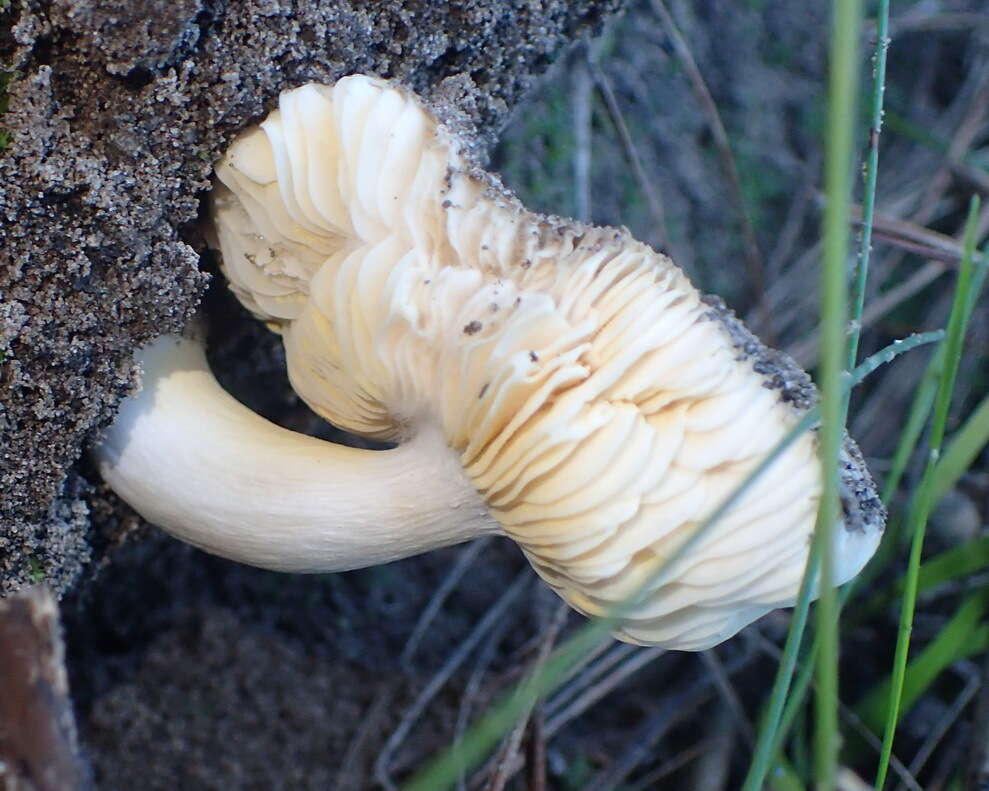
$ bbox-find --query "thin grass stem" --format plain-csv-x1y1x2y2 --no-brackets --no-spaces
873,196,983,790
739,331,941,791
740,547,821,791
845,0,890,375
744,2,891,776
815,0,863,785
878,246,989,508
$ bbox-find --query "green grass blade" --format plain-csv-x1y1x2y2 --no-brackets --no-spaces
879,248,989,508
773,528,989,777
879,375,938,505
867,238,988,579
771,758,809,791
858,590,989,734
741,545,821,791
815,0,862,785
751,226,982,789
860,535,989,622
915,536,989,592
855,263,989,619
873,196,983,790
930,391,989,504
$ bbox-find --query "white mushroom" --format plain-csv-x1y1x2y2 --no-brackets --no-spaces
96,75,885,650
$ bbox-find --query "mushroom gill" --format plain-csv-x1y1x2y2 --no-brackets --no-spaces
204,75,886,649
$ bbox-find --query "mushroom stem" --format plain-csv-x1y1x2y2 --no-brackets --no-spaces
95,333,499,572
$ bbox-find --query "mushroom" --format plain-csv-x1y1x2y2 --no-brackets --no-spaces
96,75,885,650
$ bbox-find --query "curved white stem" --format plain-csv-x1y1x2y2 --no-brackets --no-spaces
95,334,499,572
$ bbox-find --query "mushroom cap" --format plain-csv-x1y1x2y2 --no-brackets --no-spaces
210,75,885,649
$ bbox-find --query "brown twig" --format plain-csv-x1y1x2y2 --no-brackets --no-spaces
483,600,569,791
374,570,532,791
786,201,973,367
855,207,968,262
335,538,492,791
899,660,979,791
791,260,946,368
545,647,665,737
0,587,91,791
966,651,989,791
578,652,752,791
691,707,735,791
401,538,494,668
588,57,670,251
525,712,548,791
455,613,516,791
544,642,638,720
622,740,712,791
701,649,756,749
870,232,963,263
761,153,822,291
469,637,661,790
913,60,989,224
649,0,766,316
888,11,989,37
572,45,594,225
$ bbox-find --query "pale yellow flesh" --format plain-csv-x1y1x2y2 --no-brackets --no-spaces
205,76,882,649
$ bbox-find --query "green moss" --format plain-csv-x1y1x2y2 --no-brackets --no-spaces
494,80,577,218
28,556,45,584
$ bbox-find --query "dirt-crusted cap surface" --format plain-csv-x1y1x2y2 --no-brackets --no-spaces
700,294,886,537
0,0,622,596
